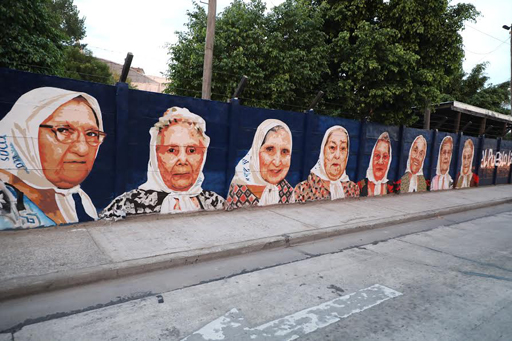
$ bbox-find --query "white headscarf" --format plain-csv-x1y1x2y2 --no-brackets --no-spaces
0,87,102,222
366,132,392,196
434,136,453,190
405,135,427,193
310,126,350,200
231,119,292,206
139,107,210,214
459,139,475,188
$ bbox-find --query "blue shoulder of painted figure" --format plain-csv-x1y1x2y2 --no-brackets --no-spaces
0,181,56,230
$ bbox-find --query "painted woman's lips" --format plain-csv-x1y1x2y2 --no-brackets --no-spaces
64,161,86,163
269,169,283,175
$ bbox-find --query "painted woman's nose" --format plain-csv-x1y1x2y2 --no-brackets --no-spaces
69,133,90,156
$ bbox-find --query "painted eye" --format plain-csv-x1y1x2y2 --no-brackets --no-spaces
266,146,274,152
187,147,196,154
56,127,72,135
86,131,99,138
168,147,176,153
281,149,290,155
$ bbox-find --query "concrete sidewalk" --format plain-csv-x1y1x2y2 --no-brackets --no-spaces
1,185,512,300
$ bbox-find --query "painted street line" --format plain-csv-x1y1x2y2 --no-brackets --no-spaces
182,284,403,341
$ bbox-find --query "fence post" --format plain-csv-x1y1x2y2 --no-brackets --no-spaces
493,137,502,185
225,98,241,195
301,110,315,181
397,125,407,182
429,129,438,182
475,135,485,182
114,82,130,197
355,119,367,181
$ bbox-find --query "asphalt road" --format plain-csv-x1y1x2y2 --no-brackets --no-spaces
1,203,512,340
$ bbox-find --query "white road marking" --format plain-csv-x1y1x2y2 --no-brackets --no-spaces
183,284,402,341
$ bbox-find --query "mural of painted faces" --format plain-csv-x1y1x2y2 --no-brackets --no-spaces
100,107,224,220
39,98,103,189
400,135,427,193
156,121,206,191
259,126,292,185
359,132,392,196
324,128,349,181
0,88,104,229
295,126,359,202
431,136,454,191
456,139,477,188
226,119,295,210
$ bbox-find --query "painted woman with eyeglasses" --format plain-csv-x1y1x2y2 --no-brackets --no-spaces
0,87,106,229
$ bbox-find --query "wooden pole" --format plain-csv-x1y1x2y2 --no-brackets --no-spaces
202,0,217,100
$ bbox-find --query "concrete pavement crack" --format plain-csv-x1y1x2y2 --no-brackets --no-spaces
397,240,512,274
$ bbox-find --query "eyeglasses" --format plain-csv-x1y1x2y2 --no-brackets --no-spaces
39,124,107,146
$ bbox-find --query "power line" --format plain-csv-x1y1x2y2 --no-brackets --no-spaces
466,24,509,43
465,36,510,56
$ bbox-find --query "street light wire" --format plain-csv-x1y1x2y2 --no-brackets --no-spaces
466,24,509,43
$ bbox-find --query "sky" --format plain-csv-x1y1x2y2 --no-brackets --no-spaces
75,0,511,86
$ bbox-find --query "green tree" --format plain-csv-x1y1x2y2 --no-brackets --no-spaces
318,0,478,125
62,46,115,84
49,0,87,46
167,0,478,125
442,63,511,115
1,0,115,86
0,0,66,74
166,0,329,111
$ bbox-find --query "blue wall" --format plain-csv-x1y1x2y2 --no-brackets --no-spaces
1,68,511,221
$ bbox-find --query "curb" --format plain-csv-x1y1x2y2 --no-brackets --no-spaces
1,196,511,301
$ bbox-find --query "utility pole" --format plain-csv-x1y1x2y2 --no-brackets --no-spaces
202,0,217,100
504,24,512,115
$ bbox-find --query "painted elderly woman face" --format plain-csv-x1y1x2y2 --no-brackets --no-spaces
157,122,206,191
410,138,426,175
39,98,103,189
259,127,292,185
439,140,453,175
372,140,391,181
323,129,348,181
462,142,474,175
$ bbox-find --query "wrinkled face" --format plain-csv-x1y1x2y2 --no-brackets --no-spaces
462,144,473,175
323,129,349,181
156,123,206,191
372,140,391,181
39,98,100,189
259,129,292,185
410,138,426,175
439,140,453,175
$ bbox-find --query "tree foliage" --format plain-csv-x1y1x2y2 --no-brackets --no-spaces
166,0,478,125
166,0,329,111
442,63,511,115
49,0,87,46
0,0,66,74
0,0,115,85
62,47,115,84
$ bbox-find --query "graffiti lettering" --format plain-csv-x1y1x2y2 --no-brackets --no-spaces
0,135,9,161
481,149,512,170
10,144,27,171
480,149,495,169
